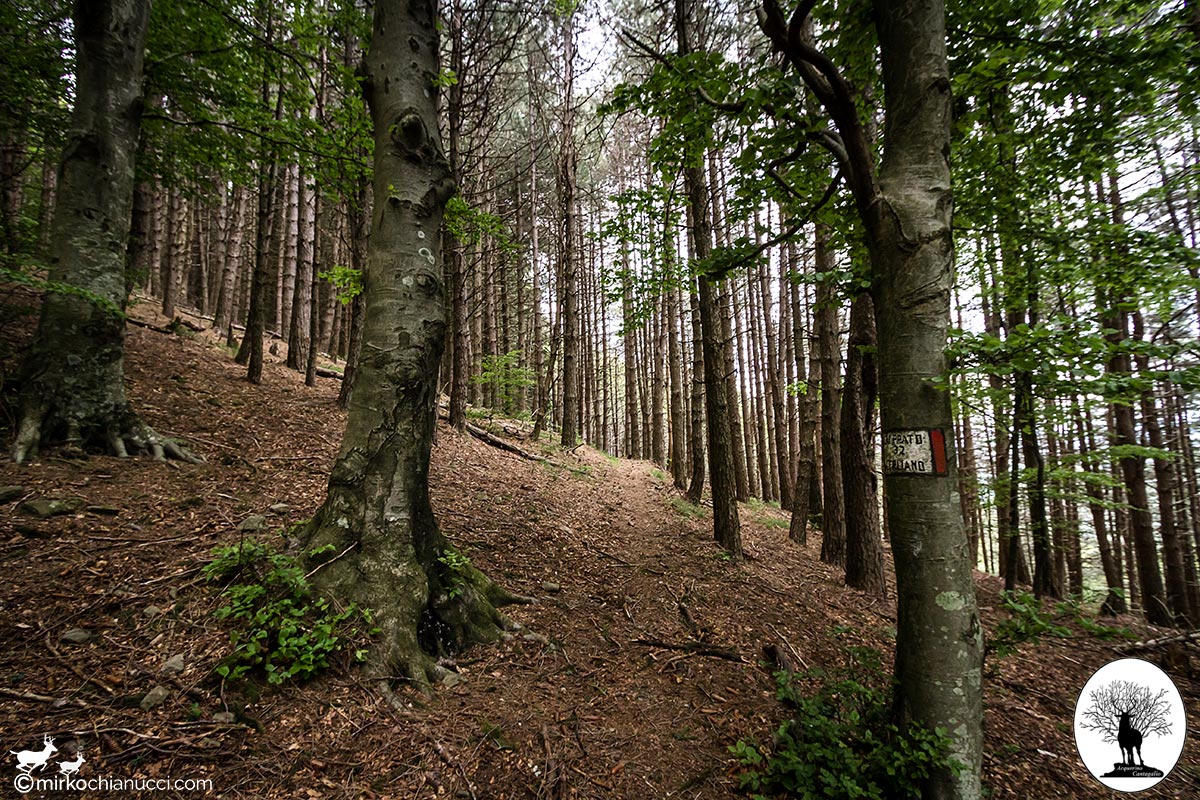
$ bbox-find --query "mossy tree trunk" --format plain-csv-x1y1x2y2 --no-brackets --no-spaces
11,0,195,465
300,0,525,689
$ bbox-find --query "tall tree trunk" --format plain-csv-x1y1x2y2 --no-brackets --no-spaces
1132,311,1190,625
678,0,739,554
235,4,282,384
287,172,313,371
12,0,193,464
842,292,884,594
558,12,579,448
1100,177,1170,626
668,281,688,489
300,0,526,689
760,2,984,793
761,248,792,508
815,225,846,567
685,277,706,504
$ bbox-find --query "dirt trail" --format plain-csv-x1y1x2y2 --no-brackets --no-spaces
0,304,1196,798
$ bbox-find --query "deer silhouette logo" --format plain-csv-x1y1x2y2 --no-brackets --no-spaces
1117,711,1144,767
1075,658,1187,791
9,735,57,774
56,749,85,776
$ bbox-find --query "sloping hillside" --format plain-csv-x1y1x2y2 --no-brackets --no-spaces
1,302,1196,798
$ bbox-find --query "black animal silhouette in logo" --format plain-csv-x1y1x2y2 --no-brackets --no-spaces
1081,678,1175,779
1116,711,1143,767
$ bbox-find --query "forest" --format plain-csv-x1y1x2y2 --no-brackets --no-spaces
1,0,1198,797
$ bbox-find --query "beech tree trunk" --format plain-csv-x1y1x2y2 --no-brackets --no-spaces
12,0,195,465
300,0,524,688
761,1,984,795
870,7,983,795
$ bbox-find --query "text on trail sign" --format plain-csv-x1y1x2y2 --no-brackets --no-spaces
882,429,949,476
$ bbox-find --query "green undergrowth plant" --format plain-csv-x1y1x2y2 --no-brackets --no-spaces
437,547,472,599
731,644,960,800
986,591,1137,667
203,537,376,685
669,497,707,519
987,590,1072,659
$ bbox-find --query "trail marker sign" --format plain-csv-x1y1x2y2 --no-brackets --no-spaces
882,429,948,476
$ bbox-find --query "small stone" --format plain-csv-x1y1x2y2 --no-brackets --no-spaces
237,515,267,532
521,632,549,645
540,582,562,594
60,628,94,645
213,711,236,724
18,497,84,519
143,605,164,620
162,654,185,674
0,486,24,503
140,685,171,711
268,503,291,514
441,672,465,688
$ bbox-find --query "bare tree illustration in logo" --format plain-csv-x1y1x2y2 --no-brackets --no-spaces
1080,679,1173,778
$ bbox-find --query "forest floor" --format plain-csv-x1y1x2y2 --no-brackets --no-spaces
1,294,1198,799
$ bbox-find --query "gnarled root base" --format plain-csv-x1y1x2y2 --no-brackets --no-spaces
11,397,202,464
302,516,534,695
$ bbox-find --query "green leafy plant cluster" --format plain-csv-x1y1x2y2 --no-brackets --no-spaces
988,590,1071,659
317,265,362,304
731,646,960,800
437,547,472,599
203,538,374,684
471,349,534,415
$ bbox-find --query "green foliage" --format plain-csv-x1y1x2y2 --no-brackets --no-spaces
203,538,373,685
732,646,960,800
987,590,1071,659
445,195,517,254
1053,593,1136,641
471,350,534,415
318,265,362,304
437,547,472,599
1,260,126,318
668,497,707,519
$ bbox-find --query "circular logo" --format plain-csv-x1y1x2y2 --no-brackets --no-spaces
1074,658,1186,792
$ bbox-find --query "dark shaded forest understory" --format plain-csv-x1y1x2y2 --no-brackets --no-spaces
1,295,1196,798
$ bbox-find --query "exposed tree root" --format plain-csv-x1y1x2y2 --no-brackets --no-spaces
11,399,202,465
301,511,534,696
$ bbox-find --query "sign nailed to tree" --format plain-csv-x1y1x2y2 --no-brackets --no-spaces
882,429,948,476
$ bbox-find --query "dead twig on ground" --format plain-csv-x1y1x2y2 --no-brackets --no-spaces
632,638,746,663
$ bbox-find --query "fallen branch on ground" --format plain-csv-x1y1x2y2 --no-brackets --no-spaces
1117,629,1200,652
632,638,745,663
464,423,589,476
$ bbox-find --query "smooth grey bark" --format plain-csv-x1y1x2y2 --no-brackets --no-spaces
758,0,983,796
11,0,196,465
869,6,982,798
300,0,525,689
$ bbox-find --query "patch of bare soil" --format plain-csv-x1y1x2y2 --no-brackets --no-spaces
1,297,1197,798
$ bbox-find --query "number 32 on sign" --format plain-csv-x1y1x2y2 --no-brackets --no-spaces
882,429,949,476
